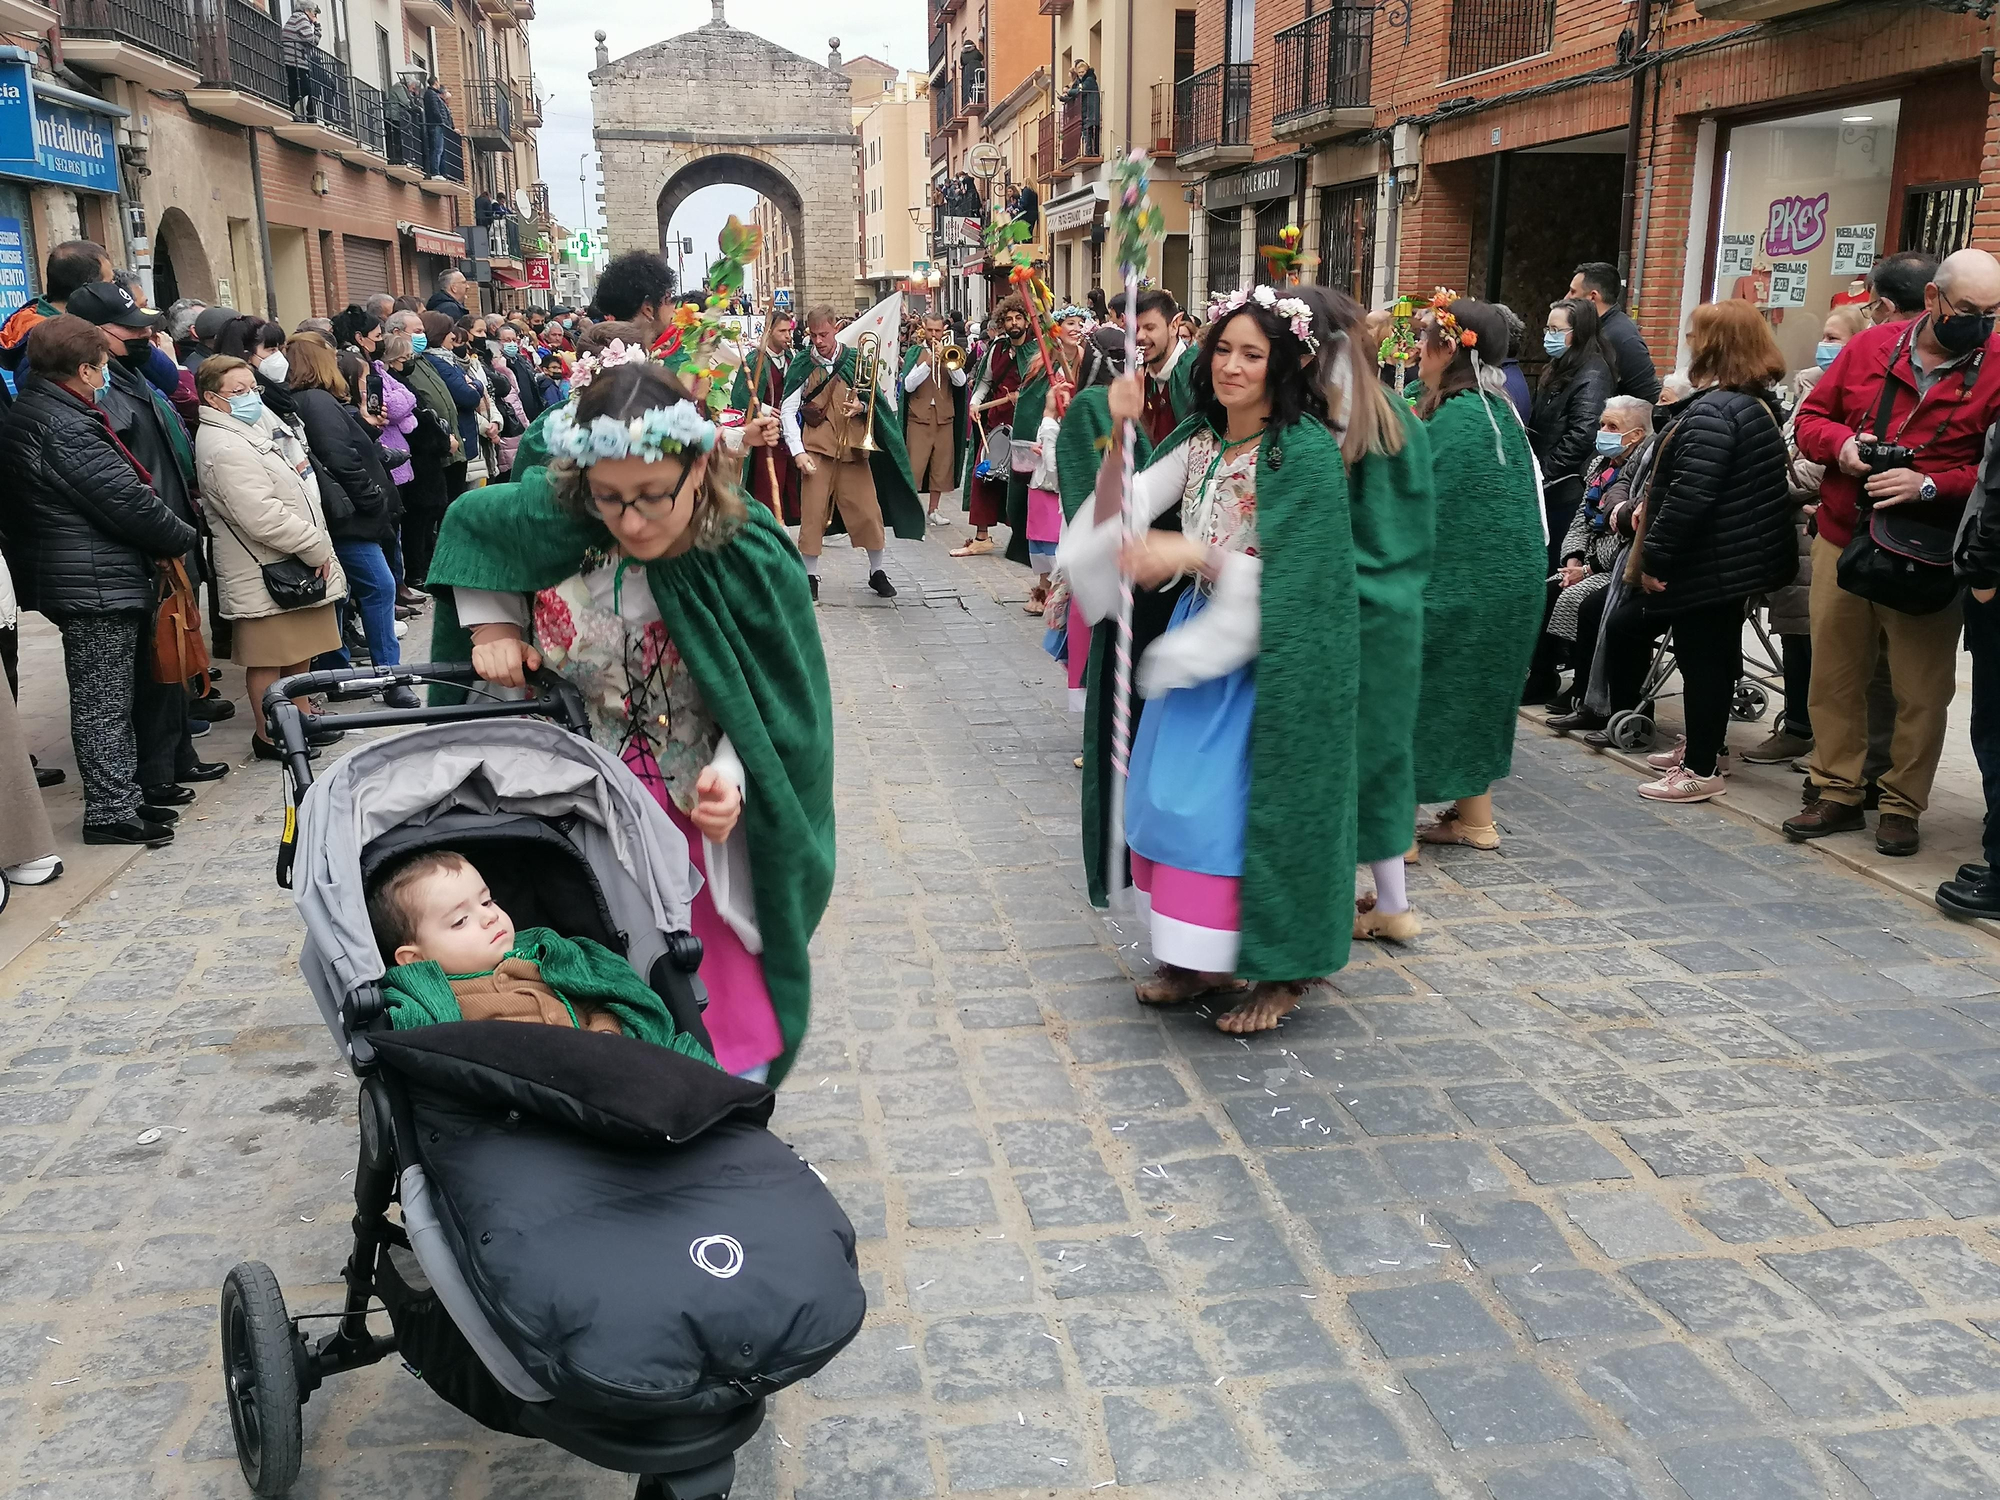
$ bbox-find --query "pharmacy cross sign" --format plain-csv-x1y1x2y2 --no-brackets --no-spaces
565,229,598,261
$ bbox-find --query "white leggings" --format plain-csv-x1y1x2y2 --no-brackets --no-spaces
1367,857,1408,914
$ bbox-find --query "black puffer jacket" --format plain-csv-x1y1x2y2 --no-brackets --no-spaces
1639,386,1796,616
1954,421,2000,590
1529,355,1614,491
292,385,394,542
0,375,197,617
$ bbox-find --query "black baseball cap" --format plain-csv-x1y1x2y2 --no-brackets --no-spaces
67,280,164,330
193,305,240,344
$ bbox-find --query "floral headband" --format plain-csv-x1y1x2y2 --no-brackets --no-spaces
543,400,717,467
566,338,650,392
1053,305,1092,324
1424,288,1477,348
1205,284,1316,349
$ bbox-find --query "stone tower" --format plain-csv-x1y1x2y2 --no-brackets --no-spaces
591,17,859,312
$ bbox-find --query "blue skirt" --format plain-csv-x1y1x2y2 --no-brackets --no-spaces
1125,589,1255,879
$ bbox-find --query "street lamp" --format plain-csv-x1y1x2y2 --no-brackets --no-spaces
579,151,593,232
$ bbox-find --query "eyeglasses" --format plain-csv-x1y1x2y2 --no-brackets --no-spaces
591,458,694,521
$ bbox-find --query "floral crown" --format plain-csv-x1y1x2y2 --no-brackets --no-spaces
1424,288,1477,348
1205,284,1316,348
543,399,717,467
566,338,650,392
1052,304,1092,324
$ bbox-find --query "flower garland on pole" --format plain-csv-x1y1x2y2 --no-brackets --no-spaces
1105,147,1165,907
986,209,1074,416
650,214,763,415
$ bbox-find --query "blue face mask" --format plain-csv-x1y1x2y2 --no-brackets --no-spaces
93,362,111,395
502,341,519,358
1815,340,1842,370
1594,428,1625,456
227,392,265,425
411,332,429,354
1543,329,1570,358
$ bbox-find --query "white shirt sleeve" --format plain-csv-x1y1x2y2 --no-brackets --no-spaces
1056,440,1191,626
699,734,761,952
949,364,968,388
453,587,529,629
779,381,806,457
903,361,931,394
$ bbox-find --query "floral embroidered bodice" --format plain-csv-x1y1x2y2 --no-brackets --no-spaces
528,552,718,813
1180,428,1261,559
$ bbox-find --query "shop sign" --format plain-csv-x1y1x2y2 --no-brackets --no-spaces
1045,188,1105,234
523,255,551,290
1205,157,1299,210
0,216,26,306
1768,261,1810,309
1830,223,1878,276
938,215,983,248
405,224,466,258
0,62,119,194
1718,233,1757,281
1764,193,1828,257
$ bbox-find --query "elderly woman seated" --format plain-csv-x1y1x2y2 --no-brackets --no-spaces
1537,393,1654,727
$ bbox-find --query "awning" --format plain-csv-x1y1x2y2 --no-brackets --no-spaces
489,267,527,288
398,223,465,258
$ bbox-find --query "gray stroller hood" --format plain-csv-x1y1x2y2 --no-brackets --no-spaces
292,717,699,1060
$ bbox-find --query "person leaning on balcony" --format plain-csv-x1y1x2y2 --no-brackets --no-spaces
423,79,454,179
1066,61,1101,158
282,0,324,119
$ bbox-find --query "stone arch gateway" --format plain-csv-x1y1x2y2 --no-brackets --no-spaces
591,13,859,311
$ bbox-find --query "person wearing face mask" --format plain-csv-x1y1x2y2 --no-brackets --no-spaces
68,281,230,806
1538,396,1653,731
383,310,456,596
1790,248,2000,855
1526,297,1616,596
495,322,544,423
424,360,834,1085
0,315,199,845
417,310,484,497
192,355,348,761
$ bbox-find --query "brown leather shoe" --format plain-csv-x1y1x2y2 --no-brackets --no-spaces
1875,813,1920,857
1783,798,1867,842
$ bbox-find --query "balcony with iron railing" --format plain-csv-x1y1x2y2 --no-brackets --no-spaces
1273,4,1373,140
384,94,426,182
342,76,387,164
1036,109,1056,181
519,78,542,128
959,65,986,118
1446,0,1554,79
932,71,954,134
1058,91,1100,169
58,0,199,89
1148,81,1175,158
465,78,515,148
275,47,355,151
430,128,466,190
188,0,290,126
528,181,552,220
1173,62,1254,169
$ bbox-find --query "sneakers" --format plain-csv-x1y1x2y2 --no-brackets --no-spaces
1783,798,1867,841
928,509,950,527
1741,726,1813,764
394,619,409,639
2,854,62,886
1644,736,1731,776
1637,767,1727,802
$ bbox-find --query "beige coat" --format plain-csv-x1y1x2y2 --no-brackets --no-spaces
194,407,347,621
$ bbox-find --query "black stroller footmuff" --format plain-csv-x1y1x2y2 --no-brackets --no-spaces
372,1022,863,1422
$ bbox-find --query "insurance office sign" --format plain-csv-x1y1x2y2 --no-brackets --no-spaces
0,60,120,194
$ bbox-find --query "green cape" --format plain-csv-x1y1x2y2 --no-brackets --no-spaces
1412,391,1545,805
896,345,968,481
421,474,835,1086
1078,414,1360,981
782,348,926,541
1348,406,1438,862
512,400,558,473
382,925,718,1065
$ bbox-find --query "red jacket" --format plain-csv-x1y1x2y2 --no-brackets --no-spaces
1792,316,2000,549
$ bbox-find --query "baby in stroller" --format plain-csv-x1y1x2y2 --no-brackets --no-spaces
370,848,715,1060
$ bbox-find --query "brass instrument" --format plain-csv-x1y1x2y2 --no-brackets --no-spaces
940,342,965,373
853,331,881,454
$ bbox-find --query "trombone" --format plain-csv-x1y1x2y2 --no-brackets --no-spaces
853,331,881,454
940,341,965,373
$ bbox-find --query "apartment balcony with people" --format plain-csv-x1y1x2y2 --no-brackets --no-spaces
959,60,986,119
274,46,353,152
57,0,199,90
187,0,291,127
1273,3,1372,141
1058,91,1099,169
424,128,466,192
465,79,515,149
1174,62,1254,170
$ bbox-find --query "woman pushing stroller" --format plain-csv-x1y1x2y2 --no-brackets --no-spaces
422,360,834,1084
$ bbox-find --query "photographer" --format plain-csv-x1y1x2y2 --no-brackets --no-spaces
1789,248,2000,856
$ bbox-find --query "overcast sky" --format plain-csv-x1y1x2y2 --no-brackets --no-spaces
533,0,926,281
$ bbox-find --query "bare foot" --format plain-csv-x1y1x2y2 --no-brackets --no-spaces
1135,966,1243,1006
1215,981,1310,1034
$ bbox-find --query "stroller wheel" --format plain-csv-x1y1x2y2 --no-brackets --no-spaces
1607,711,1655,752
1731,681,1770,723
221,1261,304,1497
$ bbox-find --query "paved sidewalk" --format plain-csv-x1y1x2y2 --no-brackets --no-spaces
5,530,2000,1498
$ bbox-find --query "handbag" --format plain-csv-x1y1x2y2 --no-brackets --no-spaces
1835,362,1961,615
151,557,211,687
210,473,330,613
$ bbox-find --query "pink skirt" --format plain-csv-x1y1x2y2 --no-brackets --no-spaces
1027,486,1063,544
1130,851,1241,973
624,743,785,1076
1067,598,1088,704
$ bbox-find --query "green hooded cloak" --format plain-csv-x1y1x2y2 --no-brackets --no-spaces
782,347,926,541
511,400,558,473
421,473,835,1086
1077,413,1361,982
1412,390,1545,805
1349,406,1438,862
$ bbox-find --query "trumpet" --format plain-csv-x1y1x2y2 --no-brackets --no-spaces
854,331,881,454
940,342,965,373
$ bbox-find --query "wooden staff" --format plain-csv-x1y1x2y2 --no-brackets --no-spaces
742,303,782,516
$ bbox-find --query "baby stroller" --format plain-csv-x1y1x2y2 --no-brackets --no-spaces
219,662,866,1499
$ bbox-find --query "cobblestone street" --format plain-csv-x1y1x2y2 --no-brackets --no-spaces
12,538,2000,1499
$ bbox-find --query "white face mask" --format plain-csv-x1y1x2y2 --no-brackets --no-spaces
258,352,289,383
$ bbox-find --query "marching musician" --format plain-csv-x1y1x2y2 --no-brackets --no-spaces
955,293,1033,558
900,311,967,528
780,305,898,603
730,310,800,523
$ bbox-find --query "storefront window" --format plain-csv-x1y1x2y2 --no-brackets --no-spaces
1712,100,1897,378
